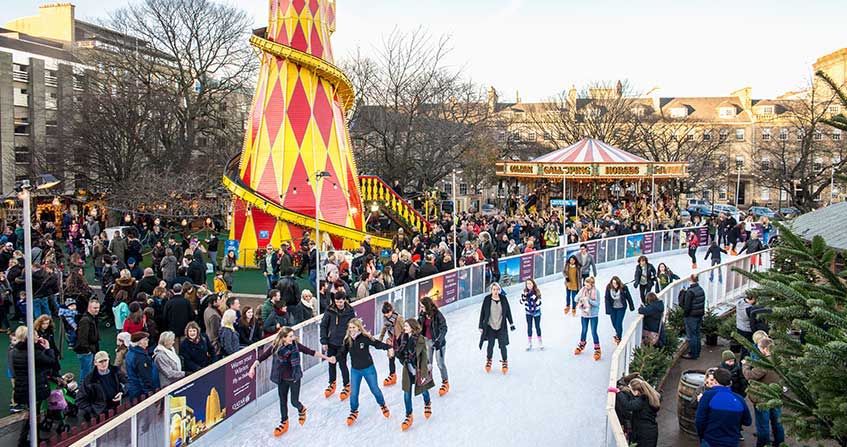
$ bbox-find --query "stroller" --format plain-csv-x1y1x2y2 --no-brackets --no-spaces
40,373,79,434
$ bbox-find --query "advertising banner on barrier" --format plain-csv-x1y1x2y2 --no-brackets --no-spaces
225,351,256,418
442,271,458,306
169,367,227,447
625,234,644,258
642,233,654,255
584,241,598,259
457,269,471,301
355,298,377,333
698,226,709,246
519,254,534,281
499,257,520,287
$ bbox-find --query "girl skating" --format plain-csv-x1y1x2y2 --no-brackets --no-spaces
418,296,450,396
604,276,634,345
478,282,515,373
563,255,582,316
398,319,434,431
377,302,404,387
248,327,334,437
338,318,393,425
520,279,543,350
574,276,602,360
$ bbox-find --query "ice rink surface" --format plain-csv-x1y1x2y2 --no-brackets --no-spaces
208,252,700,446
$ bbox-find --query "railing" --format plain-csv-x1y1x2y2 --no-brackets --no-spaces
604,249,772,446
69,226,704,447
358,175,432,234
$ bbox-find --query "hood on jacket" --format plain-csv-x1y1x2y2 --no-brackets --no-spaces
115,277,136,287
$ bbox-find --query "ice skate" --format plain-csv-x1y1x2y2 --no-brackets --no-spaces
424,402,432,419
324,381,336,398
484,358,492,372
593,344,602,361
438,380,450,396
563,305,571,316
574,341,586,355
339,384,351,401
383,373,396,386
346,410,358,426
501,360,509,374
537,337,544,350
401,414,414,431
298,406,307,425
381,404,390,418
691,263,698,269
274,420,289,437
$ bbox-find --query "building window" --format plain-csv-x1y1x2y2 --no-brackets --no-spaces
14,118,29,136
511,131,520,141
719,129,728,141
670,107,687,118
719,107,736,118
718,155,728,170
444,183,452,195
735,128,745,141
761,157,770,171
735,155,744,169
779,128,788,140
834,129,842,141
459,183,468,195
757,105,774,115
543,131,552,141
814,131,823,141
703,130,712,141
526,132,536,141
14,147,30,164
718,186,728,200
828,104,842,115
760,188,770,201
814,158,823,172
631,107,644,117
762,128,771,140
780,190,789,201
685,132,694,142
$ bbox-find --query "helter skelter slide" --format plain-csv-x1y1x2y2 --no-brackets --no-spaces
224,0,430,261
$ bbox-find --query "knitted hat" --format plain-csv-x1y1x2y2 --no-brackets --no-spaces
94,351,110,363
117,332,132,347
721,350,736,362
130,331,149,344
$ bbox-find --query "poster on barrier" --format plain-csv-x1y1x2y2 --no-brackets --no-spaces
625,234,644,258
457,269,471,301
533,252,544,279
354,297,376,333
544,250,556,276
442,271,458,306
642,233,654,255
584,241,598,259
498,257,520,287
698,226,709,246
225,351,257,418
470,264,485,296
519,254,534,281
169,367,226,447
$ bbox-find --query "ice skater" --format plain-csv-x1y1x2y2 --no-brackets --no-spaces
574,276,602,360
319,291,356,400
398,319,434,431
520,279,543,350
563,255,582,316
478,282,515,374
418,296,450,396
687,230,700,269
377,302,404,387
248,327,334,437
338,318,392,425
604,276,634,345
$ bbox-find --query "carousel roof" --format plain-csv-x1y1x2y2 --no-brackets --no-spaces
532,138,650,164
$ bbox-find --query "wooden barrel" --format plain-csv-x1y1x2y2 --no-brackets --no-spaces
677,369,705,437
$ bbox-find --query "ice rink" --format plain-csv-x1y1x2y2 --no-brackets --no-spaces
207,251,699,446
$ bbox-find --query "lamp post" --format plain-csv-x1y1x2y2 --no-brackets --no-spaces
735,164,742,208
314,171,330,292
17,174,60,447
451,169,462,268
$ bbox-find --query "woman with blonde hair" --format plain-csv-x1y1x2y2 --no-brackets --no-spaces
574,276,602,360
248,326,333,437
609,378,661,447
337,318,393,426
153,331,185,386
218,309,240,357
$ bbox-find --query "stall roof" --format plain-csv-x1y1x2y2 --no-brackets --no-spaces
789,202,847,251
532,138,650,164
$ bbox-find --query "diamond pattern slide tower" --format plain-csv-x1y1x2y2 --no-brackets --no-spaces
223,0,390,264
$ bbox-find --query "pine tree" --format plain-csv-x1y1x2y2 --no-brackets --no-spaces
732,223,847,446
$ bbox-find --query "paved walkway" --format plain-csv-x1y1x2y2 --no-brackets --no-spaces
206,253,695,447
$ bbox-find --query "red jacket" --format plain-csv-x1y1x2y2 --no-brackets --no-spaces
122,317,145,334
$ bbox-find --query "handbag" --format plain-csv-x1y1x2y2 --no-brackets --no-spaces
414,361,433,388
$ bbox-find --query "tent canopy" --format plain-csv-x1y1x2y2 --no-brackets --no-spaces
532,138,650,164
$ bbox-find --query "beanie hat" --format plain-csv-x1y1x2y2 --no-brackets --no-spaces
127,257,136,264
130,331,150,344
721,350,735,362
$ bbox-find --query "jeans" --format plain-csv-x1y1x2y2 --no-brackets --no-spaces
688,247,697,264
708,259,722,282
403,379,431,415
94,266,103,282
638,285,651,304
609,308,626,339
754,407,785,447
737,329,754,360
565,289,577,308
265,274,278,291
485,328,508,361
32,297,51,319
424,338,449,381
684,316,702,358
276,379,302,423
326,344,350,386
78,353,94,382
580,316,599,344
308,270,317,290
350,365,385,412
525,314,541,337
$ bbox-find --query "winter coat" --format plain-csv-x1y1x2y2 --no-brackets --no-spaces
125,345,159,400
222,256,237,287
575,286,601,318
681,283,706,318
113,277,137,300
179,335,215,373
577,252,596,278
478,293,514,349
695,386,752,446
615,392,659,447
418,309,448,349
633,263,659,294
378,312,405,348
75,312,100,355
77,365,126,419
638,300,665,333
135,276,159,297
742,357,781,406
399,334,434,395
738,238,764,255
519,288,542,317
203,307,222,355
338,333,391,370
163,295,194,337
320,303,356,346
604,285,635,315
704,244,727,262
263,307,292,337
257,342,315,384
161,256,178,283
564,264,581,291
152,345,185,387
12,341,57,404
218,326,240,357
277,275,299,307
290,300,317,325
237,319,263,346
109,237,127,263
720,360,747,397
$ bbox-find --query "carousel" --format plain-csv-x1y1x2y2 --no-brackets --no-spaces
495,138,688,220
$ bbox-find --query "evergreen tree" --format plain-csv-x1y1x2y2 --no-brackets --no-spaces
732,223,847,446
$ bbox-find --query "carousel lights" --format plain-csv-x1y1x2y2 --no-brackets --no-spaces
370,202,380,213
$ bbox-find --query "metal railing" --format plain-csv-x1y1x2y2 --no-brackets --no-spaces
68,226,704,447
603,249,772,446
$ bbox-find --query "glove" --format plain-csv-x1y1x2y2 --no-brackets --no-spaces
607,387,620,394
509,325,516,331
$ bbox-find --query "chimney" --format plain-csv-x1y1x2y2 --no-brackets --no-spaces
615,80,623,98
487,86,498,113
567,84,577,106
516,90,521,104
731,87,752,111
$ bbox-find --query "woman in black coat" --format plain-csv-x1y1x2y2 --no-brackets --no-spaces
632,256,658,304
237,306,263,347
611,378,660,447
478,282,515,374
12,326,58,446
604,276,634,344
638,292,665,347
179,322,216,373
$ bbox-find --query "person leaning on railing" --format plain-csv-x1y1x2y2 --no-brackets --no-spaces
638,293,664,347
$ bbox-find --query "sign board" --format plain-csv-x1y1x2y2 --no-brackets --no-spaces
540,164,594,177
652,164,687,178
550,199,578,207
598,164,648,177
224,240,240,260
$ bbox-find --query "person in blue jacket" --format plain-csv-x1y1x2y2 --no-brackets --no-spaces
125,331,159,401
695,367,752,447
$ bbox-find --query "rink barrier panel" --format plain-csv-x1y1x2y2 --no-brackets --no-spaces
67,226,707,447
603,250,772,447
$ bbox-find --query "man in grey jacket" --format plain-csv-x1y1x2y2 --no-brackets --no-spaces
577,244,597,279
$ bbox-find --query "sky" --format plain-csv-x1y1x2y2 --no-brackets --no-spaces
3,0,846,102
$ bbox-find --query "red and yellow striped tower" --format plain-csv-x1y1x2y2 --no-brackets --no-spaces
224,0,388,263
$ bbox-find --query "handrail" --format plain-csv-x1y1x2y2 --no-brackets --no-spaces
604,249,772,446
71,225,703,447
358,175,433,233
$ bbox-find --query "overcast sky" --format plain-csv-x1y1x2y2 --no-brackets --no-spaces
4,0,845,102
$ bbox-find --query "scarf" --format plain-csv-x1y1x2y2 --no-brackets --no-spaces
156,345,182,371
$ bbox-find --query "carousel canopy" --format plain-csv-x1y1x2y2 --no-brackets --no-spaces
495,138,687,180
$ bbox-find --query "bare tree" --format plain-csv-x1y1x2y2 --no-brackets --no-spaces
751,80,847,211
346,28,492,192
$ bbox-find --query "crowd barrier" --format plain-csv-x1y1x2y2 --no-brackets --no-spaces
603,249,773,446
67,226,708,447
